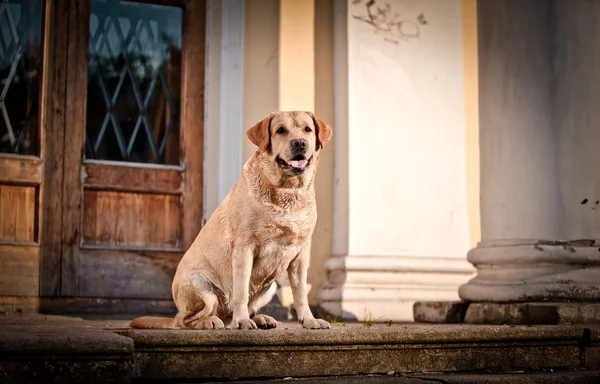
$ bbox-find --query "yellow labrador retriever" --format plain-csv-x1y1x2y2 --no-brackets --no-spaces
130,111,332,330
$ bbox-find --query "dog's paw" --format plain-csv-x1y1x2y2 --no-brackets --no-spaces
232,318,258,330
252,314,278,329
189,316,225,330
300,317,330,330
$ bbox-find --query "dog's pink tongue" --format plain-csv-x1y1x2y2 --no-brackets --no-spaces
287,159,308,169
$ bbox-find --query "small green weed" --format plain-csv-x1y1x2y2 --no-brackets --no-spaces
328,316,346,326
363,309,376,327
362,309,390,327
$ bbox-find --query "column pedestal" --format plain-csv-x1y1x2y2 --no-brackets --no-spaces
320,255,473,322
415,238,600,325
414,239,600,325
460,240,600,302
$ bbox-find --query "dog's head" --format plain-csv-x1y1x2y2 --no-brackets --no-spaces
247,111,332,177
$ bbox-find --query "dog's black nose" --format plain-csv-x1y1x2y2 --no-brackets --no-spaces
291,139,307,152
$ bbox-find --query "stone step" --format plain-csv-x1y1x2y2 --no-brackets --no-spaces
0,324,133,384
1,321,599,383
115,323,600,382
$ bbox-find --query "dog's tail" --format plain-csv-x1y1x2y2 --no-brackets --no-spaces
129,316,178,329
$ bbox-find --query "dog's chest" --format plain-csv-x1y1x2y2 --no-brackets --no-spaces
256,241,303,266
250,241,303,291
252,205,311,242
250,212,312,278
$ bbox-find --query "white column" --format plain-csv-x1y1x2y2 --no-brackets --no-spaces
320,0,474,322
554,0,600,243
459,0,600,303
203,0,245,222
278,0,314,112
271,0,317,309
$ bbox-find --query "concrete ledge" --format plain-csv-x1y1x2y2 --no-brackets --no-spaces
0,325,134,384
117,324,585,381
1,320,598,382
0,359,132,384
0,325,133,356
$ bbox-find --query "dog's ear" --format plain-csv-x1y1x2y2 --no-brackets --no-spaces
247,112,275,152
307,112,333,150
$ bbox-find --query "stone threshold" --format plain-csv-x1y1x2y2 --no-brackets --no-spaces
413,301,600,325
1,317,599,383
0,294,292,321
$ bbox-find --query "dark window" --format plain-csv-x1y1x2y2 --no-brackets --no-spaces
0,0,43,155
86,0,183,165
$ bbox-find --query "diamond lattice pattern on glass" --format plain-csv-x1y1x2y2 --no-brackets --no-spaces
0,0,43,155
86,0,183,165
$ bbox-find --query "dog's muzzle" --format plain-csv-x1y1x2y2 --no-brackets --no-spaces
276,154,311,174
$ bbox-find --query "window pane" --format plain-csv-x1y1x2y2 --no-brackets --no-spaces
86,0,183,165
0,0,43,155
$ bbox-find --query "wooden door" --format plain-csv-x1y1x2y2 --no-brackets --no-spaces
56,0,205,301
0,0,47,297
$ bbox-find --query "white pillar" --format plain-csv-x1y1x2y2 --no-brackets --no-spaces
459,0,600,303
320,0,474,322
203,0,245,222
554,0,600,243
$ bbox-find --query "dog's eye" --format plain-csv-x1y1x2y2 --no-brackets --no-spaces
304,126,312,133
276,127,286,134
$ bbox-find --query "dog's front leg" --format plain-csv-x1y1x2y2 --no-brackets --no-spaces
231,245,257,330
287,245,330,329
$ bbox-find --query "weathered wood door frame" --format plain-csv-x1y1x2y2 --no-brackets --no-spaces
0,0,55,297
40,0,206,300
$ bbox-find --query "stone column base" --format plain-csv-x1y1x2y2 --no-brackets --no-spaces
319,255,474,322
458,239,600,302
414,301,600,325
